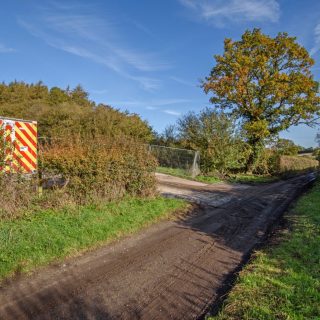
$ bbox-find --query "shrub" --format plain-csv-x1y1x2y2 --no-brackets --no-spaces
0,82,154,143
251,148,278,175
0,128,38,219
0,174,38,219
0,132,158,218
275,155,318,175
313,148,320,161
39,137,157,204
176,108,249,174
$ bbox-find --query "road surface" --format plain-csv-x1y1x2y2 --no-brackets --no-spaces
0,173,315,319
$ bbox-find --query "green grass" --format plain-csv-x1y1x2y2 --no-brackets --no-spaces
156,166,193,179
157,167,277,185
157,167,222,183
228,174,279,184
210,180,320,320
0,197,187,281
195,175,222,184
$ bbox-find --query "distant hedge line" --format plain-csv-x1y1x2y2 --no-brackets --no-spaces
276,155,318,175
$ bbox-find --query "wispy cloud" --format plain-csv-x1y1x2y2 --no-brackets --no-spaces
108,98,192,108
107,98,190,116
178,0,280,25
0,43,15,53
170,76,196,87
163,109,181,116
129,19,154,37
146,106,158,110
310,23,320,56
18,4,169,91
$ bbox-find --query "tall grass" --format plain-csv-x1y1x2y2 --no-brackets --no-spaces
276,155,318,174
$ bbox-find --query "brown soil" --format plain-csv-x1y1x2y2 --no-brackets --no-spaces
0,173,316,320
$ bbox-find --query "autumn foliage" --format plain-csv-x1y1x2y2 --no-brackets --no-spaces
203,29,320,171
0,82,158,218
39,137,157,203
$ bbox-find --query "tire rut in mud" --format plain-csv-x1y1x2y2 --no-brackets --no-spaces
0,173,316,320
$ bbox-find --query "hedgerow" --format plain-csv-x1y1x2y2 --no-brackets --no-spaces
39,136,157,203
276,155,318,175
0,134,157,219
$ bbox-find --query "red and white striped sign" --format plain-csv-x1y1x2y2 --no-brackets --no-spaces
0,117,37,174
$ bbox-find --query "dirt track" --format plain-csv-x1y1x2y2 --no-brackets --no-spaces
0,173,316,319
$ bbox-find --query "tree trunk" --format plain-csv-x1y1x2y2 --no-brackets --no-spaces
246,138,263,173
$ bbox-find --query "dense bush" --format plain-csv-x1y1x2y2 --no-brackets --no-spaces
0,81,154,142
175,108,249,174
313,148,320,161
39,137,157,204
272,138,302,156
0,175,38,219
0,81,158,217
0,129,36,218
249,148,276,175
275,155,318,175
0,137,157,218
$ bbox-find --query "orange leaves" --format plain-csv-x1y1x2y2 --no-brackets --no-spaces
202,29,320,144
39,136,157,203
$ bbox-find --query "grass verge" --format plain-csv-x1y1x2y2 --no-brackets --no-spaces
210,180,320,320
157,167,222,183
157,167,277,185
156,166,194,179
228,174,279,184
0,197,187,282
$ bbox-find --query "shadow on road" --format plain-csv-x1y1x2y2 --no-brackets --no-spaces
0,173,316,319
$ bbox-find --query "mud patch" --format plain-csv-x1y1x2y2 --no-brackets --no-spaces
0,173,315,320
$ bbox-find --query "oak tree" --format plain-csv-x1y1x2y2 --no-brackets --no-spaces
203,29,320,171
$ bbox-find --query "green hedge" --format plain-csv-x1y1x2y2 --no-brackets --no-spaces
276,155,318,174
40,137,157,203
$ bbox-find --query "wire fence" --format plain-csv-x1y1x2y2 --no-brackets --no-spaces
37,138,201,178
149,145,200,178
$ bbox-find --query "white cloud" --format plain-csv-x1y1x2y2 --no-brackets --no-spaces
310,23,320,56
146,106,158,110
170,76,195,87
178,0,280,25
163,109,181,116
129,76,161,91
0,43,15,53
18,4,169,91
152,98,192,106
108,98,192,108
42,13,170,72
104,98,184,116
130,19,153,37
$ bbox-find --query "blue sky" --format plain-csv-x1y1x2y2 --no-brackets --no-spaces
0,0,320,147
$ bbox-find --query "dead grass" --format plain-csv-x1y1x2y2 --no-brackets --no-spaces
277,155,318,174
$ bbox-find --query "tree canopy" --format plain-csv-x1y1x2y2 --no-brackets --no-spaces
174,108,248,173
272,138,301,156
202,29,320,169
0,81,153,142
